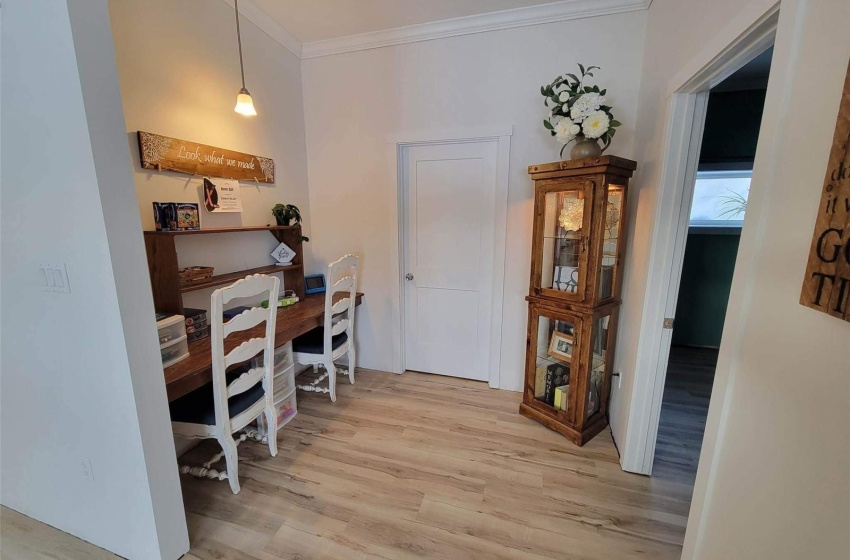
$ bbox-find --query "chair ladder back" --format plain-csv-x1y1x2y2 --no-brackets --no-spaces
323,255,359,354
210,274,280,429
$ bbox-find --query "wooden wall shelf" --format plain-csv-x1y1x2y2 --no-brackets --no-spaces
144,225,298,236
180,264,303,293
144,225,306,315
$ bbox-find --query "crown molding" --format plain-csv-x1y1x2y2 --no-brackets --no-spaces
301,0,651,59
219,0,302,59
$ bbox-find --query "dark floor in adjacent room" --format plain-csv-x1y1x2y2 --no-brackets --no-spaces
653,346,717,484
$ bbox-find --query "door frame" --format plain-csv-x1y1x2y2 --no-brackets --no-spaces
386,126,512,388
620,8,779,474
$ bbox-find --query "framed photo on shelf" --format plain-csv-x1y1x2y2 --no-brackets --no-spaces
176,203,200,230
548,331,574,363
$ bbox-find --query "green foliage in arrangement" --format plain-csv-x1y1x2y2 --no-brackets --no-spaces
541,64,622,156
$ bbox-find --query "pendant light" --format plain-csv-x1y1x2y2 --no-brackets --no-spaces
233,0,257,116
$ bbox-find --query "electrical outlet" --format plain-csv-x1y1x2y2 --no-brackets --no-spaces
81,458,94,483
39,263,71,293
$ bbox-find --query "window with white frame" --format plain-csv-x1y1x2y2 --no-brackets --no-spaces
689,170,751,228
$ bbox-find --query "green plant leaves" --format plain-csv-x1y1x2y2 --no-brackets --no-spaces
539,63,621,152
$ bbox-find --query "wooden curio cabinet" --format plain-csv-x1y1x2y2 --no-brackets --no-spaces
520,156,636,446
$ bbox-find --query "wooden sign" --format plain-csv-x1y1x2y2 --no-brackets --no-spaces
800,60,850,322
137,131,274,183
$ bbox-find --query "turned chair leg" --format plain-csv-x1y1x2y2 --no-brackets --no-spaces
263,406,278,457
220,434,241,494
347,348,356,384
324,360,337,402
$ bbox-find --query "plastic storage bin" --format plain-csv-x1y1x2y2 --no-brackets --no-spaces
183,308,207,326
187,325,209,342
185,318,208,335
157,314,186,345
252,341,293,376
271,363,295,398
257,390,297,435
160,335,189,368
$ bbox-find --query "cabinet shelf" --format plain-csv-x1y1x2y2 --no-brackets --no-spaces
181,264,303,293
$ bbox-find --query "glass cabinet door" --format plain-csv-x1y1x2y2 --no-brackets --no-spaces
527,306,583,424
596,183,625,303
585,312,613,420
534,179,594,302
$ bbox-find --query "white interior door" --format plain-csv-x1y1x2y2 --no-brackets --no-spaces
402,140,498,381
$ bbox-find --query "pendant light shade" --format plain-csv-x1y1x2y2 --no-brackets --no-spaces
233,0,256,116
234,87,257,116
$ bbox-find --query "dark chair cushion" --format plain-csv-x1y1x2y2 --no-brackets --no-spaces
292,327,348,355
169,367,265,426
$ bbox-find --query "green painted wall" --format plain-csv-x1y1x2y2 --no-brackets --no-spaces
672,232,741,348
700,90,767,165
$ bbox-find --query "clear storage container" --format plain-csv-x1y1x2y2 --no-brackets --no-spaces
271,364,295,399
185,318,208,335
160,335,189,368
156,314,186,345
252,341,293,376
257,390,297,435
187,325,209,343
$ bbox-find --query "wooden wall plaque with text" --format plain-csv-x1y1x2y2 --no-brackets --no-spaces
137,131,275,183
800,60,850,322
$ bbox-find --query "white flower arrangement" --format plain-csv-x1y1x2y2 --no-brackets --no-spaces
542,64,621,156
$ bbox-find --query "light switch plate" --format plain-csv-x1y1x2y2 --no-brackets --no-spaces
40,263,71,293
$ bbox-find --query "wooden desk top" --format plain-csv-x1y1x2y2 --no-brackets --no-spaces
164,292,363,402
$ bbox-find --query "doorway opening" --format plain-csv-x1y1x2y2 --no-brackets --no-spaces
653,49,773,483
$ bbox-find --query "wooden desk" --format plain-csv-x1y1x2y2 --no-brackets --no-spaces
164,292,363,402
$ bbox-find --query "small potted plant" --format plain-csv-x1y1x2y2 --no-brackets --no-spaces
271,203,302,226
541,64,621,160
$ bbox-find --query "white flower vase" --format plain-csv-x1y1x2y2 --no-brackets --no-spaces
569,134,602,160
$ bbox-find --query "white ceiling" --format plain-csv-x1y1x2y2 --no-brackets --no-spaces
252,0,567,43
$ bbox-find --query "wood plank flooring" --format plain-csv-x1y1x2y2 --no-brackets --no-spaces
1,369,695,559
652,346,717,484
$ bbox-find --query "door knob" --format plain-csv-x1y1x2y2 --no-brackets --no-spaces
405,273,414,281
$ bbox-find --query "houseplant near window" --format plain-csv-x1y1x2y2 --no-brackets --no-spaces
541,64,621,160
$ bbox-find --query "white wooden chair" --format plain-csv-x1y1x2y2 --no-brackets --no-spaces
170,273,280,494
294,254,358,402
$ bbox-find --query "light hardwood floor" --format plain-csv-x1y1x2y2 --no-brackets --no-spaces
1,370,694,560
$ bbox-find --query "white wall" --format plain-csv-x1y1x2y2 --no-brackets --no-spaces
683,0,850,557
608,0,782,452
1,1,188,558
301,12,647,389
108,0,312,310
605,0,850,557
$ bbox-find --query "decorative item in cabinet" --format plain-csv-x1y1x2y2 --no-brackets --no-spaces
521,156,635,446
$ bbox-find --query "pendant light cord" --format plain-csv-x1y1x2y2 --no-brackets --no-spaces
234,0,246,90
